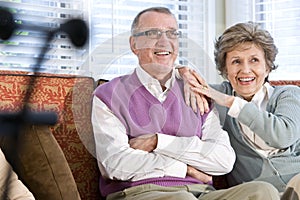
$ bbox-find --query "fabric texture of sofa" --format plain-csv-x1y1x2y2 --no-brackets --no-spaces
0,71,100,200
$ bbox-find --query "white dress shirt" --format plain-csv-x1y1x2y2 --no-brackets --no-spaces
92,65,235,182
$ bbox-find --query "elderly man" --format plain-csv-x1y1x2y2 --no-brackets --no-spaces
91,6,279,200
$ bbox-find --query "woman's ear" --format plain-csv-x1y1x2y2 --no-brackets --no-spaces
129,36,138,55
265,65,271,77
263,65,271,82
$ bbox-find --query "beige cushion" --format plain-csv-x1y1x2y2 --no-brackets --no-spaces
0,125,81,200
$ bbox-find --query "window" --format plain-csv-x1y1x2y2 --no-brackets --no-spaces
0,0,217,82
0,0,86,74
254,0,300,80
225,0,300,80
87,0,216,82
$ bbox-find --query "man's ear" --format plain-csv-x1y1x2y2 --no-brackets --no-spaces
129,36,138,55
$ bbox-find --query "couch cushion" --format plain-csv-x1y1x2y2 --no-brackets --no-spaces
0,125,81,200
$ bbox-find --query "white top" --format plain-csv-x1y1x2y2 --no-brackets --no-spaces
92,65,235,182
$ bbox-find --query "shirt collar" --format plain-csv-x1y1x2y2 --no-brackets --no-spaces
251,82,274,104
136,65,175,91
233,82,274,108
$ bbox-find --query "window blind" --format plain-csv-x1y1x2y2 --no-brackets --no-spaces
0,0,215,80
0,0,86,74
87,0,211,81
225,0,300,80
254,0,300,80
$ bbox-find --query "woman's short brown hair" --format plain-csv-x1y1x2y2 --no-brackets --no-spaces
214,21,278,79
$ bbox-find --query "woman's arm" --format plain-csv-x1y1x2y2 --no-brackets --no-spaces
238,86,300,149
189,70,235,108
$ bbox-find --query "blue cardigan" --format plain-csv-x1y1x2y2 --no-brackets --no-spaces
212,81,300,192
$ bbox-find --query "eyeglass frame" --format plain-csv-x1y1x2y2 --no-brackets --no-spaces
132,29,182,39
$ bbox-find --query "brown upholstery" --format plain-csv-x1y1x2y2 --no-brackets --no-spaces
0,71,100,200
270,80,300,86
0,125,81,200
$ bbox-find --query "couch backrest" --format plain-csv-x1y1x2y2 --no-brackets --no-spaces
270,80,300,86
0,71,100,200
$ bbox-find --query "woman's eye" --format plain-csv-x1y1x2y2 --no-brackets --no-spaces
232,60,240,64
251,58,259,62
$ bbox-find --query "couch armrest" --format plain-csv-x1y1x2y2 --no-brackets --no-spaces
0,125,80,200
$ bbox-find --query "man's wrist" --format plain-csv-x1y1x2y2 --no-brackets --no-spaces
150,134,158,150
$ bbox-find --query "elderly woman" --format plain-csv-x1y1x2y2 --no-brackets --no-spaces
185,21,300,200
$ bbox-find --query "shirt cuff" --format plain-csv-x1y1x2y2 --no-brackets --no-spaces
228,97,247,118
155,133,187,178
155,133,176,151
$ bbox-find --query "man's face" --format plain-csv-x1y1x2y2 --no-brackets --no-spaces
130,11,179,78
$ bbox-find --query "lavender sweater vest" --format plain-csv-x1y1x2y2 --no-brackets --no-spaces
94,71,212,196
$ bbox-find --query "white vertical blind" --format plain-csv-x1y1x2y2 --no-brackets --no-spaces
254,0,300,80
225,0,300,80
86,0,214,81
225,0,253,27
0,0,86,74
0,0,216,81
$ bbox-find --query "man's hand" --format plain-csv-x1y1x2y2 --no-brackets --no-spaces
129,134,157,152
187,165,212,183
178,67,210,115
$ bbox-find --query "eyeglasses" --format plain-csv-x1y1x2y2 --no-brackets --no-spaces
132,29,181,39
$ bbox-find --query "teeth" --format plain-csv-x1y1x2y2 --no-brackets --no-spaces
239,77,254,82
155,51,170,55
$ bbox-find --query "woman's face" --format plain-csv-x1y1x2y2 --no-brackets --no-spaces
225,42,270,101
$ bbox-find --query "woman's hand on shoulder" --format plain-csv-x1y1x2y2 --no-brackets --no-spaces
178,67,210,114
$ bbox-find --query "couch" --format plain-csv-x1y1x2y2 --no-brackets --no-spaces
0,70,299,199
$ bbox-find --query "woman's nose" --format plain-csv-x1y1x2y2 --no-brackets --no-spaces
240,63,252,73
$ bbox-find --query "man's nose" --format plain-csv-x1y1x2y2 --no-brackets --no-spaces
157,32,169,42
